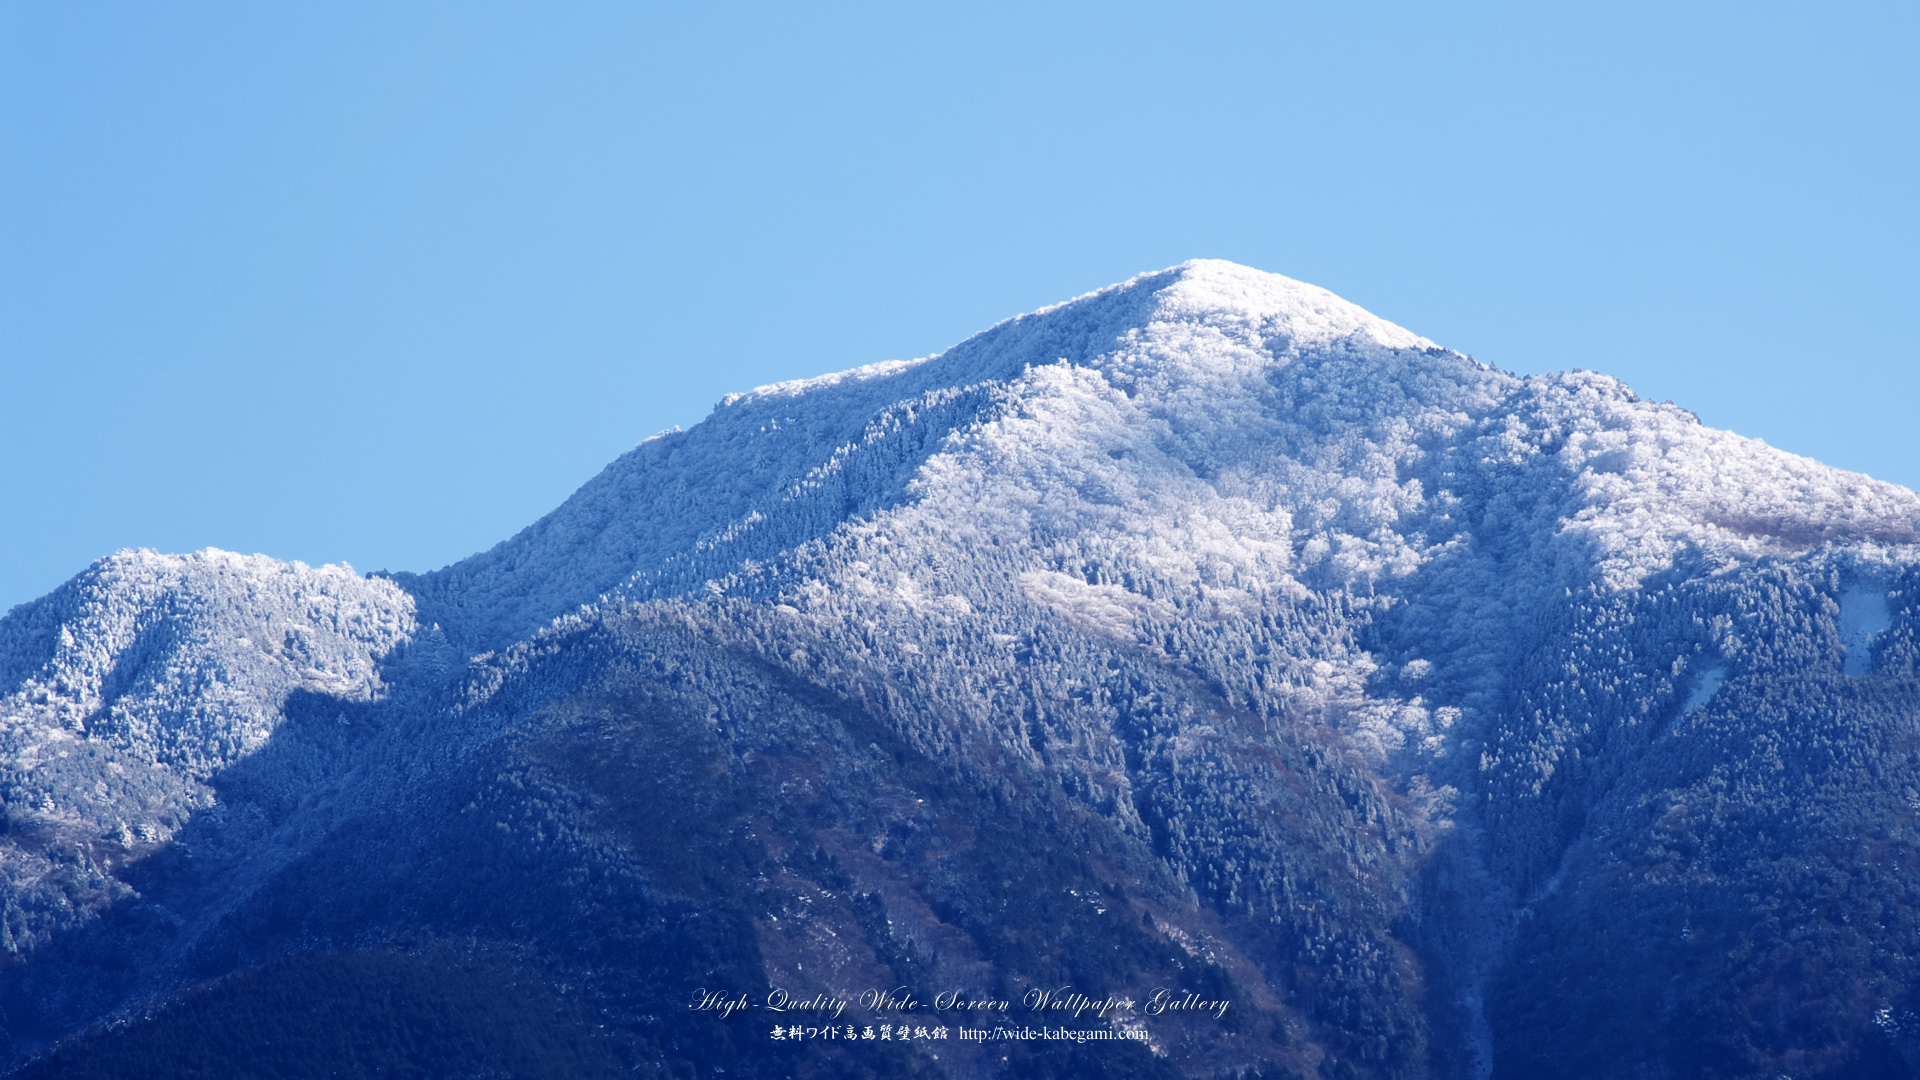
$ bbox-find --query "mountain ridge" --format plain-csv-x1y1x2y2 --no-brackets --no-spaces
5,261,1920,1079
400,260,1920,656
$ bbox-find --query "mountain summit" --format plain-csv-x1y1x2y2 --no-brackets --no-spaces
407,259,1917,648
6,262,1920,1079
401,260,1447,650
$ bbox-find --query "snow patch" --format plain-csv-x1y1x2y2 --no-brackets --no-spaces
1681,665,1726,715
1018,570,1175,642
1839,585,1892,677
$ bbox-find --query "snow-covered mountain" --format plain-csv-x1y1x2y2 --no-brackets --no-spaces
5,261,1919,1079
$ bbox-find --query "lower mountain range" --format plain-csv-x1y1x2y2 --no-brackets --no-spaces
5,261,1919,1079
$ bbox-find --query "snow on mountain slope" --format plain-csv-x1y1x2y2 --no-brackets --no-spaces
411,261,1920,649
0,550,414,956
411,258,1920,745
6,260,1920,1080
405,262,1441,648
19,263,1909,785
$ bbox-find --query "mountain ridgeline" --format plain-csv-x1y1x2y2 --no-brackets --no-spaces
5,261,1919,1079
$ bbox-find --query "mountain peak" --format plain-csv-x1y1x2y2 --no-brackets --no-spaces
402,261,1920,655
962,258,1441,388
1144,258,1436,352
724,260,1435,412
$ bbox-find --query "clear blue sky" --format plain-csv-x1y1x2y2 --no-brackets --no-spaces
4,2,1915,612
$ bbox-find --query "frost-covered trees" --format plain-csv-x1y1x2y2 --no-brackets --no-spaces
6,260,1920,1078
